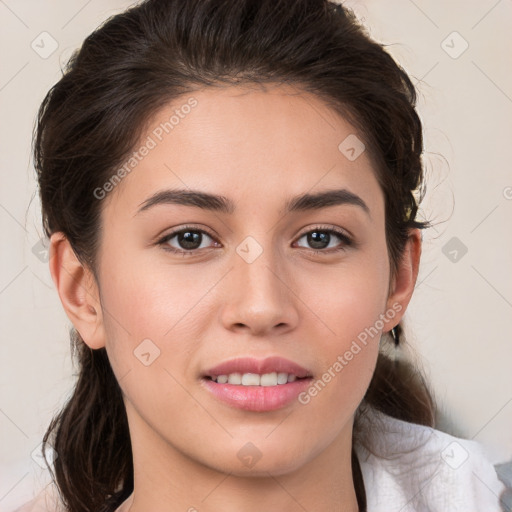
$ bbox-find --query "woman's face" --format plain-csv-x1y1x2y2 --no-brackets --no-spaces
76,84,416,477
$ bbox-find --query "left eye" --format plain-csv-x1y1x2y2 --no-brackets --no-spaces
294,228,352,252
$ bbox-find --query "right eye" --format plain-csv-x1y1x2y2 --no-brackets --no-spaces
156,226,221,256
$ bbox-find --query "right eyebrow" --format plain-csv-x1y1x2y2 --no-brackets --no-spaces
136,189,235,216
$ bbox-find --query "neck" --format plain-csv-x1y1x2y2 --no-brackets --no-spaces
121,403,360,512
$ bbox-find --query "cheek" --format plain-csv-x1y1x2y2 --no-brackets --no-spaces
295,244,390,340
96,248,217,394
302,285,384,405
295,280,385,443
98,245,211,339
96,258,216,441
292,246,389,413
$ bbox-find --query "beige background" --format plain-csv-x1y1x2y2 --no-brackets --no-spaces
1,0,511,509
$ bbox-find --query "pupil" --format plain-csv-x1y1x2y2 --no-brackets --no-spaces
179,231,201,249
309,231,329,249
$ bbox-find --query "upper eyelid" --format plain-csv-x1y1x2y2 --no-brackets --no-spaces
160,225,218,241
303,225,352,238
159,224,352,246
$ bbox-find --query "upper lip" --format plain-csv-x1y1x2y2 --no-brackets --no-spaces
204,356,312,379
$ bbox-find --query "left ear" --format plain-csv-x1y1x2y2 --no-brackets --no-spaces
383,228,422,332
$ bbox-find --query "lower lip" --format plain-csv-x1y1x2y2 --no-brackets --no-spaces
201,377,313,412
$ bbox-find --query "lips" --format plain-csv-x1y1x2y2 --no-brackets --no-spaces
201,356,313,412
203,356,312,380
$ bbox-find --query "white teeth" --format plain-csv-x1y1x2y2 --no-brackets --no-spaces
260,372,277,386
212,372,303,386
242,373,261,386
227,373,242,385
277,372,288,384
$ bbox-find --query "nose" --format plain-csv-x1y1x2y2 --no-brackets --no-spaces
220,242,299,337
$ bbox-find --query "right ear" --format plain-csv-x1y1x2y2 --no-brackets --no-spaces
48,232,106,350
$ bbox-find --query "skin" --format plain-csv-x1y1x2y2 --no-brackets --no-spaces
49,83,421,512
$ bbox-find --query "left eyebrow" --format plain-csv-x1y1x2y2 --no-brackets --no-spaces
135,187,371,218
284,188,371,218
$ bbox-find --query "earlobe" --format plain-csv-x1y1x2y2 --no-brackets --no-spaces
49,232,106,349
384,228,422,332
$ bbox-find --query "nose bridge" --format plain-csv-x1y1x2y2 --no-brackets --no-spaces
239,238,282,300
221,233,298,334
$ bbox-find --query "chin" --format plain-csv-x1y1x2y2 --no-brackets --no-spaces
207,438,314,477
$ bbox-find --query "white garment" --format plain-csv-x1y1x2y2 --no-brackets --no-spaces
354,406,506,511
12,407,506,512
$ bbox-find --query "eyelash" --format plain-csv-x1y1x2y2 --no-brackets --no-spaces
156,224,354,257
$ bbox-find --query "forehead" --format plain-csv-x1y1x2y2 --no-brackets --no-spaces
104,83,383,217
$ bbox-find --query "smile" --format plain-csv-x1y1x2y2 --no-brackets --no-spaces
208,372,303,386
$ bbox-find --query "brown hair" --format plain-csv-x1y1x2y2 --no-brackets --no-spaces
34,1,435,510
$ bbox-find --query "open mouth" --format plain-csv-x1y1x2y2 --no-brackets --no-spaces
201,373,313,411
201,357,314,410
205,372,311,386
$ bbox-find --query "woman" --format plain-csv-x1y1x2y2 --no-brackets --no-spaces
15,0,506,511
